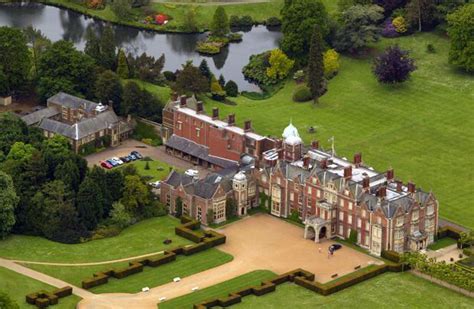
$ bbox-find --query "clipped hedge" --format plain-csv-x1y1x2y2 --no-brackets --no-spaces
437,226,462,240
25,287,73,308
381,250,400,263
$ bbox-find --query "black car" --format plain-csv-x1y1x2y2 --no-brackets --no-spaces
329,244,342,252
120,156,131,163
131,151,143,159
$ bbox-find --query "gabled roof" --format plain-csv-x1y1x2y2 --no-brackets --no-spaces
21,107,60,126
48,92,99,113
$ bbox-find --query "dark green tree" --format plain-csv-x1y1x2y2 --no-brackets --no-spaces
183,8,199,32
84,26,101,65
175,197,183,218
127,53,165,84
338,0,373,12
100,25,117,70
120,175,150,216
280,0,329,65
111,0,132,21
54,160,81,192
122,81,142,115
225,198,237,219
23,26,51,79
447,3,474,72
224,80,239,97
199,59,212,81
88,166,113,216
37,40,96,101
173,61,210,95
0,113,29,155
307,26,325,102
206,209,214,225
105,169,125,216
76,176,104,230
406,0,437,31
218,74,226,88
116,49,130,79
0,171,19,239
0,26,31,96
95,70,123,113
210,6,230,37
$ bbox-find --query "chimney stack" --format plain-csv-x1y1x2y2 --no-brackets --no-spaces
386,168,394,181
196,101,203,114
244,120,252,132
180,95,187,107
362,175,370,191
227,113,235,126
320,158,328,169
311,140,319,150
303,156,310,169
212,107,219,120
396,180,402,192
344,166,352,179
276,139,283,149
278,149,284,160
353,153,362,167
407,181,415,193
378,186,387,199
171,92,178,101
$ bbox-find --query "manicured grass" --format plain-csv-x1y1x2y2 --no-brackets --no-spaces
24,249,233,294
159,270,276,309
203,32,474,229
129,159,174,181
0,216,192,263
232,272,474,309
128,79,172,103
0,266,81,309
427,237,458,250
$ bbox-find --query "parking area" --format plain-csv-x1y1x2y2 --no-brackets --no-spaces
85,139,209,177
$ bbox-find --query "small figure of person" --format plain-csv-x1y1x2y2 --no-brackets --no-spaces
318,247,322,254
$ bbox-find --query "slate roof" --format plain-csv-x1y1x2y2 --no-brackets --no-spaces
165,135,238,169
21,107,60,126
48,92,99,113
39,110,119,140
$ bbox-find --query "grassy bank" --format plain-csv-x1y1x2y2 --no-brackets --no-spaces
23,249,233,294
231,272,474,308
0,266,81,309
0,216,191,263
202,32,474,229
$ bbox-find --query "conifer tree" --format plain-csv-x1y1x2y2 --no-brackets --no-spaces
117,49,130,79
76,176,104,230
210,6,230,37
100,25,117,70
307,25,325,102
199,59,212,81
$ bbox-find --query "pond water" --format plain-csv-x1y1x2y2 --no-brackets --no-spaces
0,2,282,92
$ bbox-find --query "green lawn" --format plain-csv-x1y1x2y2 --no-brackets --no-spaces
0,216,192,263
231,272,474,309
128,159,174,181
128,79,172,103
203,32,474,229
23,249,232,294
427,237,458,250
0,267,81,309
159,270,276,309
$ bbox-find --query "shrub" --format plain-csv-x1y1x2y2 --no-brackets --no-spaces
266,49,294,80
392,16,407,33
243,51,274,86
292,85,312,102
293,70,305,83
426,43,436,53
323,49,340,78
230,15,253,28
266,16,282,27
373,45,416,84
228,32,243,42
196,42,220,55
224,80,239,97
163,71,176,81
382,20,399,38
348,230,358,244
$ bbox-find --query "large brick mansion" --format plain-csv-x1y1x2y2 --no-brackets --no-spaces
160,95,439,255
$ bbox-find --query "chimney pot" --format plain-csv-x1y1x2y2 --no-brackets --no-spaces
212,107,219,120
311,140,319,149
303,156,310,169
396,180,402,192
227,113,235,125
362,176,370,190
408,181,415,193
386,168,394,181
180,95,187,107
196,101,203,114
320,158,328,169
244,120,252,132
378,186,387,198
344,166,352,179
354,153,362,166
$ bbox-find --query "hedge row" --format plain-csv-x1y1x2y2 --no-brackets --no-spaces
437,226,462,241
193,263,408,308
381,250,401,263
26,286,72,308
82,217,226,289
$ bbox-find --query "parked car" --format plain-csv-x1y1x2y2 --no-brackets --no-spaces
120,156,131,163
106,159,118,167
129,154,137,161
185,169,199,177
100,161,113,169
111,157,124,165
329,244,342,252
148,180,161,188
131,151,143,159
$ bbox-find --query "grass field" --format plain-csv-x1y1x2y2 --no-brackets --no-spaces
159,270,276,309
202,32,474,229
427,237,458,250
0,267,81,309
128,159,174,181
0,216,192,263
23,249,233,294
233,273,473,309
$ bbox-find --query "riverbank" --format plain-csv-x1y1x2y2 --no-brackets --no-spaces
0,0,283,33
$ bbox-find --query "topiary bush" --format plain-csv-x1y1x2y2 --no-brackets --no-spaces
292,85,312,102
224,80,239,97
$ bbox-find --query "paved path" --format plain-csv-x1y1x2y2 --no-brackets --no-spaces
425,244,463,264
0,258,93,299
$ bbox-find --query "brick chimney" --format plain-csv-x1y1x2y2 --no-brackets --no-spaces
303,156,310,169
362,175,370,191
396,180,402,192
180,95,187,107
386,168,394,181
196,101,203,114
278,149,284,159
344,166,352,179
353,153,362,167
276,139,283,149
407,181,416,193
320,158,328,169
378,186,387,199
244,120,252,132
212,107,219,120
311,140,319,150
227,113,235,125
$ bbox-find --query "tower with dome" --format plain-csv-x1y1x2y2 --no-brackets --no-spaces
282,121,303,162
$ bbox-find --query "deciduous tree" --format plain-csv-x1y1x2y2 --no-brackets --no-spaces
111,0,132,21
406,0,437,31
120,175,150,215
447,3,474,72
373,45,416,83
0,172,19,239
95,70,123,113
266,49,294,80
173,61,210,94
76,176,104,230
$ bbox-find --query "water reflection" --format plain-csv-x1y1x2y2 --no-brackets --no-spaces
0,3,282,92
